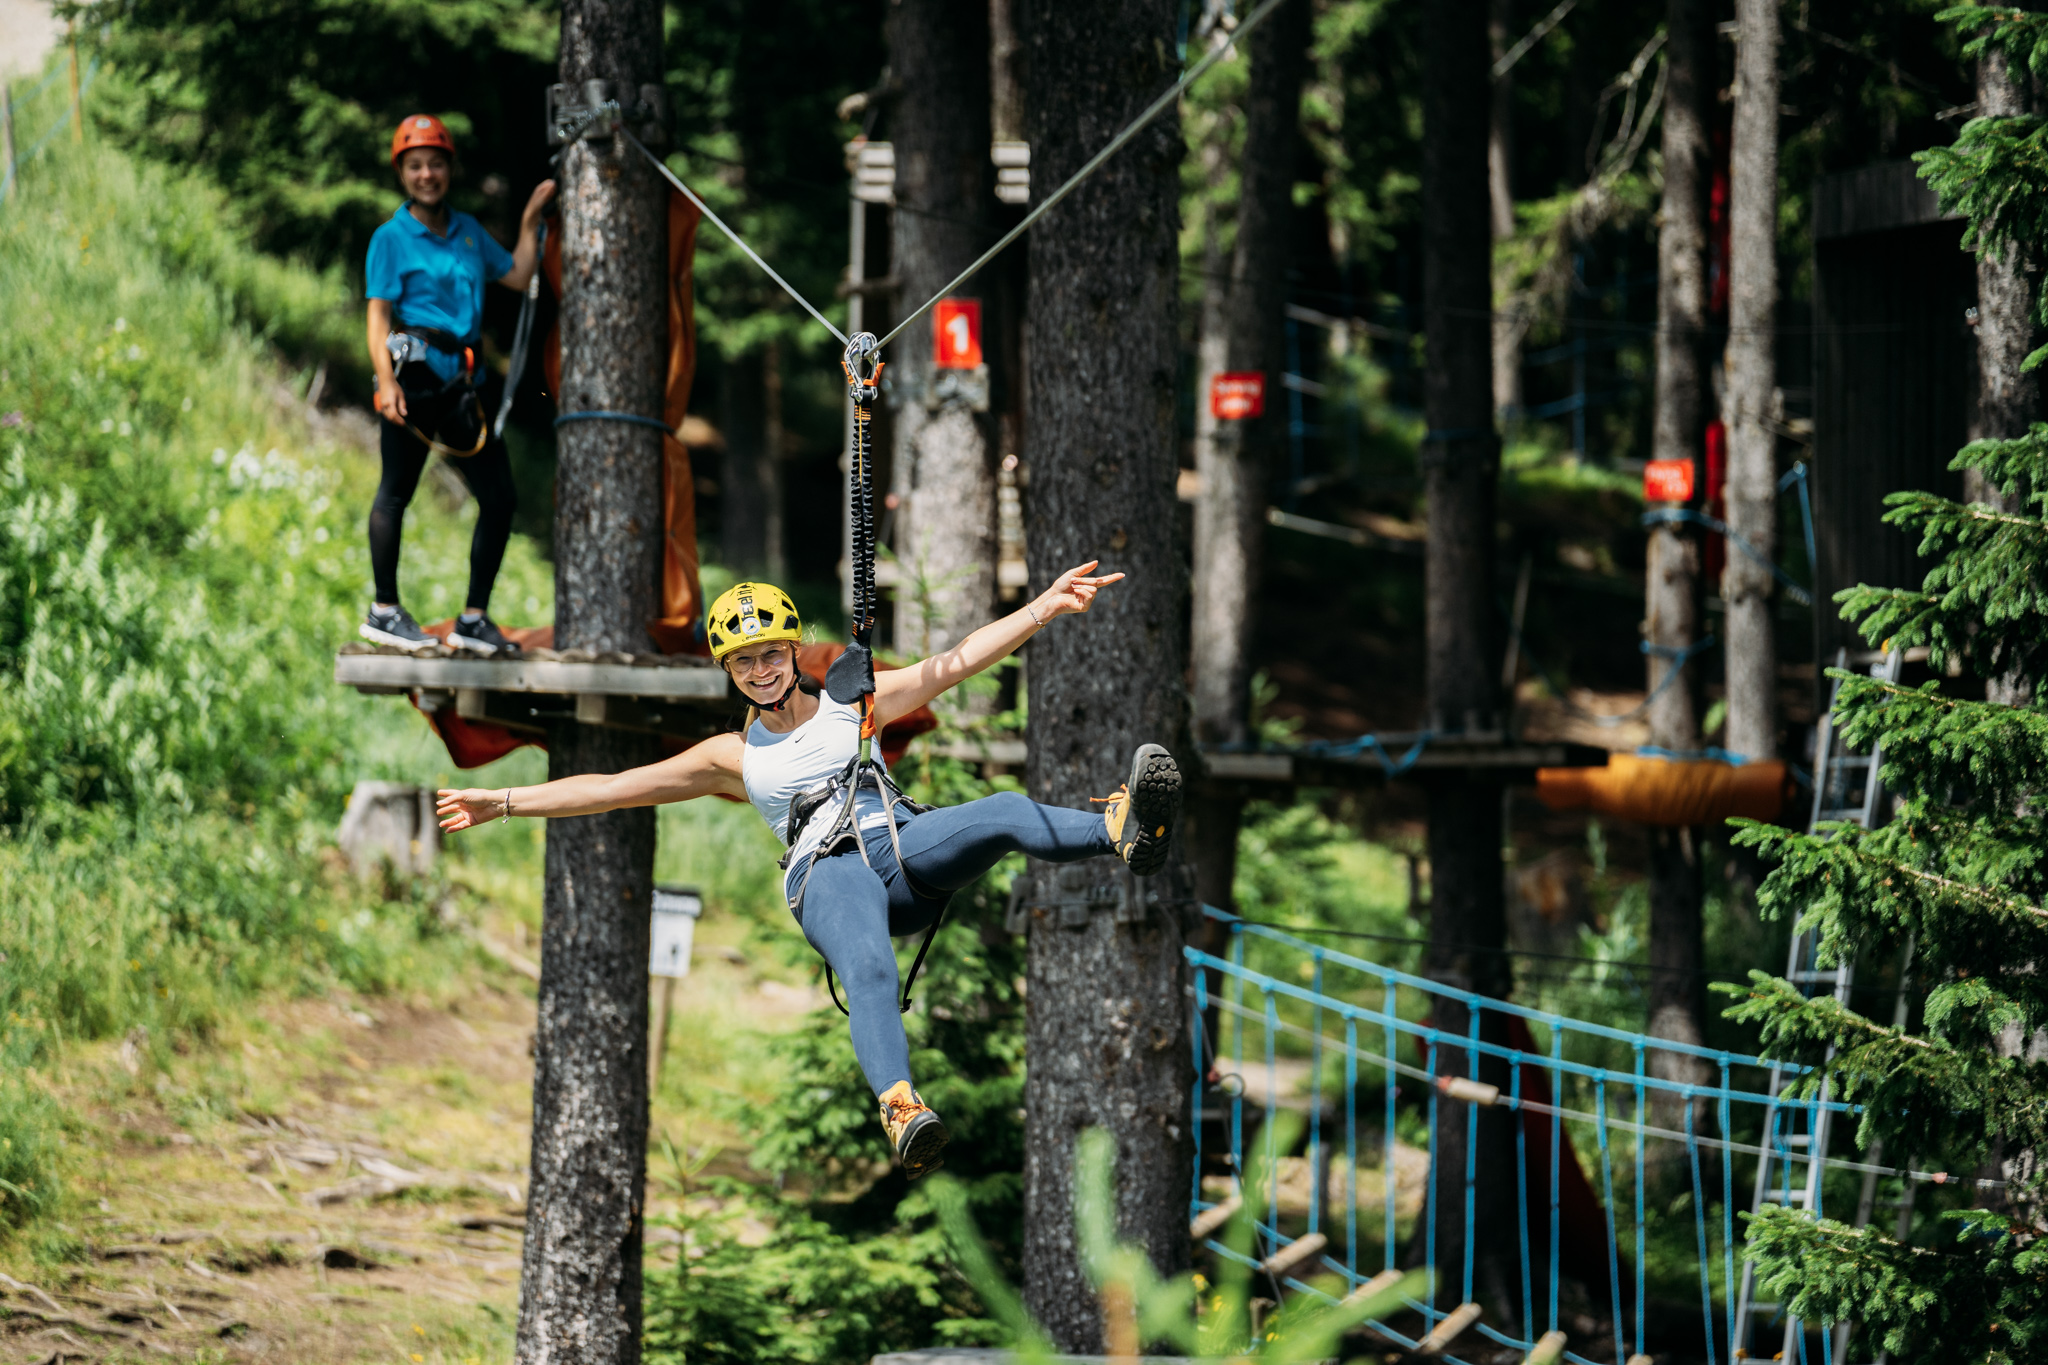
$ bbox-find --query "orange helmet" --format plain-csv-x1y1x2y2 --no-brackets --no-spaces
390,114,456,166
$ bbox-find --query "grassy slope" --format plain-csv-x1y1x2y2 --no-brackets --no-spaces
0,126,841,1362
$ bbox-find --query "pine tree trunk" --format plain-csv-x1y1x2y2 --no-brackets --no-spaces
887,0,997,659
1722,0,1780,765
516,6,666,1361
1018,0,1192,1348
1970,46,2038,708
1488,0,1521,416
1645,0,1715,1119
1418,0,1518,1321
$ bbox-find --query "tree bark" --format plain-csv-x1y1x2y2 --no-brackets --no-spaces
1722,0,1780,765
1488,0,1521,416
1418,0,1518,1322
887,0,998,659
517,5,666,1361
1970,46,2038,707
1019,0,1192,1349
1645,0,1715,1118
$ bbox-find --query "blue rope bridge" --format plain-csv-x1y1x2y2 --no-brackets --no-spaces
1182,908,1941,1365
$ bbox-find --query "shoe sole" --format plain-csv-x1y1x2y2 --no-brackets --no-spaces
897,1110,950,1181
446,631,503,656
359,622,437,651
1121,743,1182,877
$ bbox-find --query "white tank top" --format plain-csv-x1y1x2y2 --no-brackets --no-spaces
741,694,894,867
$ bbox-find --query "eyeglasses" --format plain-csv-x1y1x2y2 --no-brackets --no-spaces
725,648,792,678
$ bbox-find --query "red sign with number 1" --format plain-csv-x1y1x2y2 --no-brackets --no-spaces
934,299,983,369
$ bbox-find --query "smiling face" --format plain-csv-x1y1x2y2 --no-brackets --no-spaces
722,640,798,703
398,148,451,208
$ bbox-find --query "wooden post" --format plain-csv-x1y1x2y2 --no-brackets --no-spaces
515,4,668,1361
1645,0,1716,1125
1418,0,1519,1319
1723,0,1781,768
1018,0,1193,1349
649,973,676,1096
67,23,82,144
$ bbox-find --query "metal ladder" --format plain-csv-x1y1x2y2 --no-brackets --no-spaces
1731,648,1903,1365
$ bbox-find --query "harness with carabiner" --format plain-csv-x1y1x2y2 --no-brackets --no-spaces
781,332,950,1017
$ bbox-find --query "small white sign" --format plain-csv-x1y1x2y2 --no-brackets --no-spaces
650,886,703,979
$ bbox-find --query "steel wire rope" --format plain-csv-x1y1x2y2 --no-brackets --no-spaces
873,0,1298,351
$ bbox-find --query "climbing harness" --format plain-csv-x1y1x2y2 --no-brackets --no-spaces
386,327,489,457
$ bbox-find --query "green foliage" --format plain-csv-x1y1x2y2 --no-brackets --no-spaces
928,1118,1426,1360
70,0,559,269
1715,120,2048,1347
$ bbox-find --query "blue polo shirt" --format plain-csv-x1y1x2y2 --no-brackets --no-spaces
365,204,516,382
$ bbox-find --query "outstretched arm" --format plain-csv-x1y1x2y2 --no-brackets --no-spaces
873,561,1123,727
437,732,745,831
496,180,557,293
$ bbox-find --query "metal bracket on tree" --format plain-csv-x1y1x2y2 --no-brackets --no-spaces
546,80,667,149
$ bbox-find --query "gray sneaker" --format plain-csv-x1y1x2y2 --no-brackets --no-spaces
450,613,521,657
360,604,436,650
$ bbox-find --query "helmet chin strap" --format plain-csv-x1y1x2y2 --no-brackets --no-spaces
757,673,801,712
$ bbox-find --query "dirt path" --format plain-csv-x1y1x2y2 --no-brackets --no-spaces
0,926,817,1364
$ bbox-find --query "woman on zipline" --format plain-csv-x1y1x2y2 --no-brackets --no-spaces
434,570,1183,1178
360,114,555,657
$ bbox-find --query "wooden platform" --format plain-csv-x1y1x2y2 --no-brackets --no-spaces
930,735,1609,788
334,642,734,741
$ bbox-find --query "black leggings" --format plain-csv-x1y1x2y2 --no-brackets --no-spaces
369,417,517,611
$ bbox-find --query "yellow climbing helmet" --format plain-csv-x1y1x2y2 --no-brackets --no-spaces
706,582,803,661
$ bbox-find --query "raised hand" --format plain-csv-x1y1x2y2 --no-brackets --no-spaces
1034,560,1126,621
437,788,506,832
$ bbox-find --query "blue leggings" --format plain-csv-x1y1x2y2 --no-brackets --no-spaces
790,790,1112,1095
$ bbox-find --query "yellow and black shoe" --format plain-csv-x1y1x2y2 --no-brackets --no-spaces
878,1080,949,1180
1100,743,1182,876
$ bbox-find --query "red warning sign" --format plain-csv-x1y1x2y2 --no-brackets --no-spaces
933,298,983,370
1643,458,1696,503
1210,371,1266,420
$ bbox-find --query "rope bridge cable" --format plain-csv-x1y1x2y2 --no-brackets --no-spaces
1185,909,1992,1365
552,410,673,434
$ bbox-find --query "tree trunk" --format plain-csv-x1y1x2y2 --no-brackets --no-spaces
1488,0,1521,416
516,6,666,1362
1019,0,1192,1349
1970,46,2038,707
1722,0,1780,765
990,0,1024,144
887,0,998,659
1418,0,1518,1322
1645,0,1715,1120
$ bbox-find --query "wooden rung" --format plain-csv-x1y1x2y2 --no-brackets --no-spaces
1258,1231,1327,1279
1189,1193,1241,1240
1525,1331,1569,1365
1342,1267,1405,1306
1625,1356,1652,1365
1414,1302,1483,1358
1435,1076,1501,1106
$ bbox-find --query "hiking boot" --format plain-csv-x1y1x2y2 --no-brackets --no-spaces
1101,743,1182,876
450,612,521,657
877,1080,949,1180
360,604,436,650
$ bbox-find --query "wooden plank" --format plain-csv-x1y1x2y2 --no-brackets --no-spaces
1526,1331,1569,1365
1342,1266,1405,1306
1414,1302,1483,1358
335,652,729,700
1259,1231,1328,1279
1189,1193,1240,1240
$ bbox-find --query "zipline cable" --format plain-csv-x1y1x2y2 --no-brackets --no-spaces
876,0,1295,350
620,126,849,345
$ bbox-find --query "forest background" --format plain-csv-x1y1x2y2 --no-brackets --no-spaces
0,0,1994,1359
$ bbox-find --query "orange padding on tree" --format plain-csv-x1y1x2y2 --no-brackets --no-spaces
1535,751,1790,827
542,191,706,654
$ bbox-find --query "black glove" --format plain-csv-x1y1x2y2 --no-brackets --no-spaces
825,640,876,705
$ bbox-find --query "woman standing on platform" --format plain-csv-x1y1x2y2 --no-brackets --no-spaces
432,569,1185,1180
359,114,554,657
